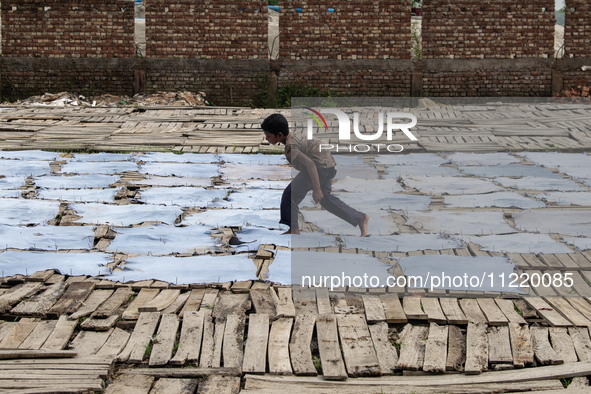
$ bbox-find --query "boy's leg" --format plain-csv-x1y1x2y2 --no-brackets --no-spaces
317,167,368,234
280,170,314,231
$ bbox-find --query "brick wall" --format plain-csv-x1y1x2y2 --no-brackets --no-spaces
1,0,134,58
0,59,137,100
278,60,413,97
280,0,410,60
144,59,268,106
146,0,268,59
421,59,554,96
422,0,554,59
565,0,591,57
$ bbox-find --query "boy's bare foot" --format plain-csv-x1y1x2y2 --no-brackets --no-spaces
282,228,300,235
359,214,369,237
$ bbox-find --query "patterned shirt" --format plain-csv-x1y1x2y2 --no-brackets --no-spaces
286,133,336,172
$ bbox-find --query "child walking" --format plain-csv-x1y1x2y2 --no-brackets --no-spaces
261,114,369,236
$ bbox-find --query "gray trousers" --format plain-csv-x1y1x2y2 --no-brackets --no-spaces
280,165,365,229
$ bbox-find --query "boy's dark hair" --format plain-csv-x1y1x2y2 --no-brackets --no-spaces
261,113,289,137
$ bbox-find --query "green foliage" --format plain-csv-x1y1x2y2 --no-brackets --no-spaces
144,342,153,359
560,378,573,388
411,0,422,7
312,356,322,374
268,0,279,5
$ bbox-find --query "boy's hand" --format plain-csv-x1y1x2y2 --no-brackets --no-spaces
312,188,324,204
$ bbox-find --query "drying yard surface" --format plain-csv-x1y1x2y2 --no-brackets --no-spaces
1,101,591,393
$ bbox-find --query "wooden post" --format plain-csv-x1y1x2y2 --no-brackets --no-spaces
267,70,278,108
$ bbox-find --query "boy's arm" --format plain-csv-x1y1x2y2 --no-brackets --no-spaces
293,153,324,204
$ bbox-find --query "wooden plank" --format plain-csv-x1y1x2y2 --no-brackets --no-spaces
549,327,578,364
96,327,130,358
289,314,316,376
0,349,78,359
104,373,154,394
508,322,534,368
242,375,565,392
476,298,508,325
423,323,448,373
495,299,527,325
0,282,44,312
446,325,466,372
178,289,205,317
212,293,251,321
243,314,270,375
545,297,591,327
464,322,488,375
49,282,96,316
275,287,296,318
212,318,225,368
525,297,572,327
70,329,113,357
121,288,159,320
149,313,179,366
512,298,538,319
18,320,57,350
0,319,39,349
120,367,241,377
396,324,428,371
92,287,133,318
250,288,277,320
223,314,246,369
421,298,446,324
170,311,205,365
569,327,591,362
487,326,513,365
362,296,387,323
140,289,181,312
539,254,564,268
333,297,364,315
572,251,591,269
230,280,253,294
368,321,398,376
380,296,407,324
403,297,427,320
198,312,215,368
438,298,468,325
316,314,347,380
117,312,160,363
11,282,68,316
161,291,190,314
459,299,487,323
150,378,198,394
568,297,591,323
28,270,56,282
70,289,114,320
81,315,119,331
337,314,380,377
316,287,332,315
41,315,77,351
530,326,563,365
0,323,16,343
527,270,558,297
268,317,293,375
196,375,240,394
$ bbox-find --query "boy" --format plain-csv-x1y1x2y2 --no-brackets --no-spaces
261,113,369,236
